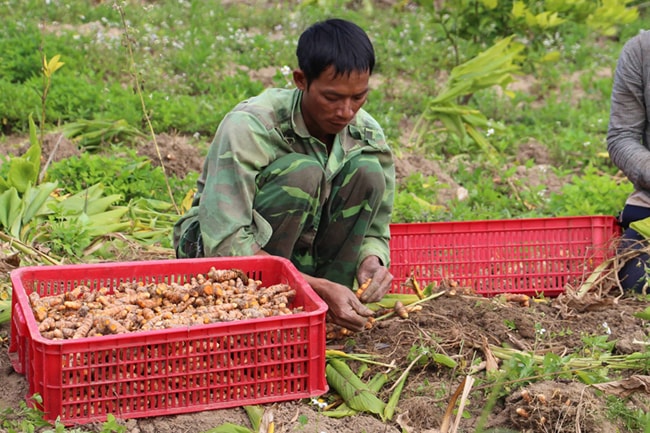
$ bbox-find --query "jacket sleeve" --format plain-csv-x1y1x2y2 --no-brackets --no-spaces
607,33,650,191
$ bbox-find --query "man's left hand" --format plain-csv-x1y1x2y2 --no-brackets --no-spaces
356,255,393,303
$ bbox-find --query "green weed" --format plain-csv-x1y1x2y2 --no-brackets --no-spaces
46,149,197,206
605,395,650,432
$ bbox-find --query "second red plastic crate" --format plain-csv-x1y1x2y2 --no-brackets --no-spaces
388,216,621,297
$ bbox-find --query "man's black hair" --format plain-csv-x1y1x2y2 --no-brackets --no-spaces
296,18,375,85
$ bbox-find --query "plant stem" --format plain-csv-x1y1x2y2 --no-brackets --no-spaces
0,232,60,265
115,4,180,215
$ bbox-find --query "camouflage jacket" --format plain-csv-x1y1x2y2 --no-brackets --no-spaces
174,87,395,267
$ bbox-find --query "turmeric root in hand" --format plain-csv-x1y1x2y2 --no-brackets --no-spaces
355,278,372,299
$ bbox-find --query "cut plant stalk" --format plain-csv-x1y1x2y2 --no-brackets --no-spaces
366,293,420,311
0,231,60,265
325,349,396,369
374,290,445,321
402,272,425,299
575,257,616,299
384,353,423,421
490,345,650,371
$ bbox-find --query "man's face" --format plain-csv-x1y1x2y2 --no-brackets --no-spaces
293,65,370,143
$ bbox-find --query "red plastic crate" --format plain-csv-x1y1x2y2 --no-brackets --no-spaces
388,216,621,297
8,256,328,425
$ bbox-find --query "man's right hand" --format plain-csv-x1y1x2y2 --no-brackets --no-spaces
301,274,374,332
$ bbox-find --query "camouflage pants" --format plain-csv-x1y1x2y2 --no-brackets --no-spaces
178,152,386,288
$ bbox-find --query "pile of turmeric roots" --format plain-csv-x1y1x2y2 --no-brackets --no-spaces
29,267,300,340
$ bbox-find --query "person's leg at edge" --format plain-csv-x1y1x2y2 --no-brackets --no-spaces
617,204,650,292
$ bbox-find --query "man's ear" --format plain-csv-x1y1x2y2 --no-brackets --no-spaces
293,69,307,91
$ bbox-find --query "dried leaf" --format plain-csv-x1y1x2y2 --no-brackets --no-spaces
482,337,499,372
592,375,650,398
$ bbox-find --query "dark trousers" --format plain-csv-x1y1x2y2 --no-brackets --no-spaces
617,204,650,292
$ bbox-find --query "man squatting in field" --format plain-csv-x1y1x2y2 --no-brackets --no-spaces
173,18,396,331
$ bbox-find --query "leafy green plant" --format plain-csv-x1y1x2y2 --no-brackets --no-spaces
414,36,523,160
393,173,446,222
546,165,632,216
0,395,126,433
408,343,458,369
580,332,616,357
40,54,65,139
46,149,196,206
61,119,145,151
605,395,650,433
0,116,41,194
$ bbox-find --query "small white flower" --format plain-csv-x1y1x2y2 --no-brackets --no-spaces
280,65,291,77
602,322,611,335
456,187,469,201
193,132,200,140
486,128,495,137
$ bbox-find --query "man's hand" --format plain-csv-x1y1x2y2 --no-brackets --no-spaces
356,255,393,303
302,274,374,332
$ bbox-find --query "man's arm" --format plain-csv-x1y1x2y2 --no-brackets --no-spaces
607,34,650,190
198,112,275,256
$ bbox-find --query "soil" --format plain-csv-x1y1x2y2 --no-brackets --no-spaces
0,135,648,433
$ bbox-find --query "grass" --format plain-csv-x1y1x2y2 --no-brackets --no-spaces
0,2,641,187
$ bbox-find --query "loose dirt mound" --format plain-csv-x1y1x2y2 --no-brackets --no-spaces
348,289,647,432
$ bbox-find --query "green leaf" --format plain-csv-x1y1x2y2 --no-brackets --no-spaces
326,359,386,417
0,176,10,194
45,54,65,76
81,208,131,237
322,404,358,418
0,299,11,324
7,159,36,194
633,306,650,321
479,0,497,9
243,406,263,431
55,184,122,215
324,371,389,418
630,217,650,239
511,0,527,18
384,372,407,421
25,115,42,165
0,187,24,237
21,182,58,224
433,353,458,369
